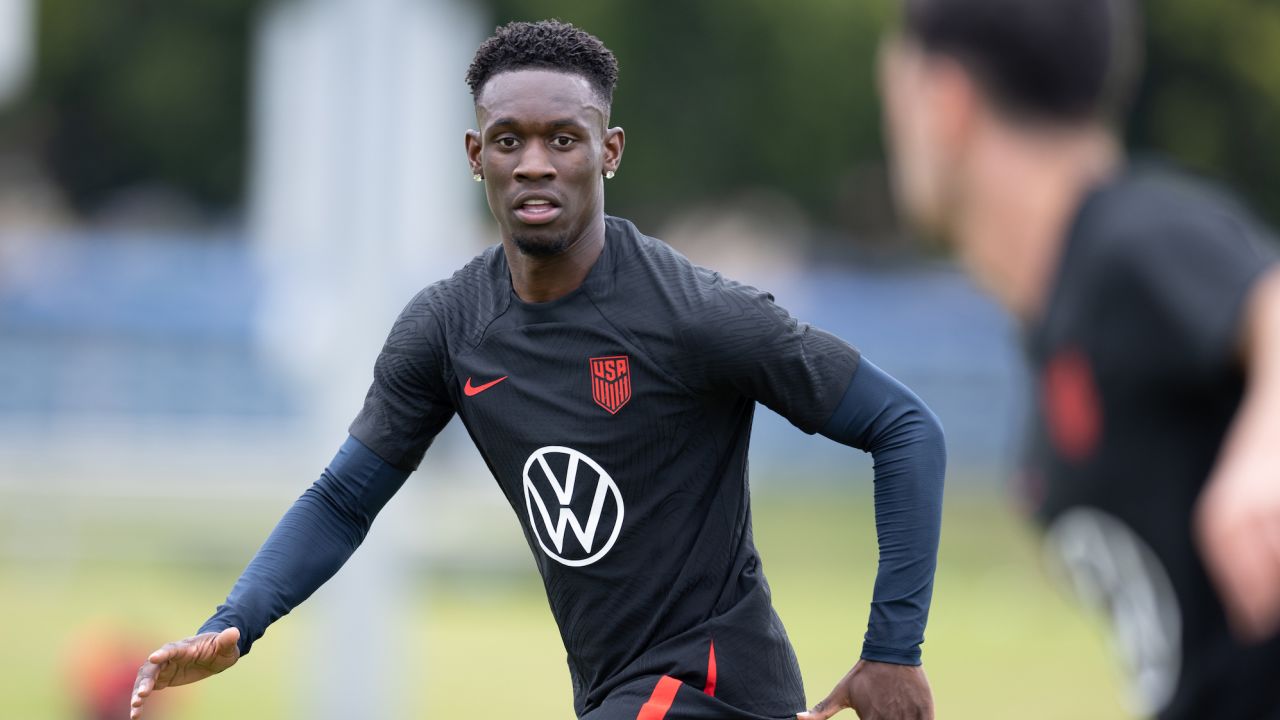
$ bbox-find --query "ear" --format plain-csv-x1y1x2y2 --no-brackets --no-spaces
464,129,483,176
602,127,625,176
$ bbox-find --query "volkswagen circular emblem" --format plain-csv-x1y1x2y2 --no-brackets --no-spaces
522,446,625,567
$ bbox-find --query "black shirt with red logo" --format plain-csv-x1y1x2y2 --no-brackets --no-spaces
349,216,862,716
1025,168,1280,719
199,213,946,719
196,211,947,719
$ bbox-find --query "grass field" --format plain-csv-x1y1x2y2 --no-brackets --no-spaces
0,489,1132,719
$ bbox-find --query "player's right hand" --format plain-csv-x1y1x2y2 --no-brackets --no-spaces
1196,455,1280,643
797,659,934,720
130,627,241,719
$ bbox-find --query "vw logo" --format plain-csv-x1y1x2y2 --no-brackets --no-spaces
1045,507,1182,716
522,446,625,567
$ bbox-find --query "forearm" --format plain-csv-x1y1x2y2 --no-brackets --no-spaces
197,489,367,655
1221,269,1280,468
199,436,410,655
1194,267,1280,640
820,360,947,665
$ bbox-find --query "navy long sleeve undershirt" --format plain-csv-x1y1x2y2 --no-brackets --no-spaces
819,359,947,666
201,360,944,664
199,435,410,655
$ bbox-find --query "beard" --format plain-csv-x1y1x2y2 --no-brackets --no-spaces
512,231,573,258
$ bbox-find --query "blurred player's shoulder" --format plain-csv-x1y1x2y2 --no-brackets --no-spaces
1080,163,1278,267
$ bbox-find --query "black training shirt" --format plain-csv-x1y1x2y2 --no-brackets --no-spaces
350,216,860,716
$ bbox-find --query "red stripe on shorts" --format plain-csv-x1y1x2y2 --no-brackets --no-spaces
636,675,682,720
704,639,717,697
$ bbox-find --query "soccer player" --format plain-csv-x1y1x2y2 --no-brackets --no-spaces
132,20,946,720
877,0,1280,717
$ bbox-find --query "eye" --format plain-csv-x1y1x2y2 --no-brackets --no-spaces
551,135,576,148
496,136,520,149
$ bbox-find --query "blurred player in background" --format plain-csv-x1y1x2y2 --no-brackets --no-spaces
132,20,947,720
877,0,1280,717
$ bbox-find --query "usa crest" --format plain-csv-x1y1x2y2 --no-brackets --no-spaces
590,355,631,414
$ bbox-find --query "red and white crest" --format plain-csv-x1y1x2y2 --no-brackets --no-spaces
590,355,631,414
1042,349,1102,462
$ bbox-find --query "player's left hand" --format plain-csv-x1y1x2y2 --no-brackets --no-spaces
1196,453,1280,643
796,659,933,720
130,627,241,719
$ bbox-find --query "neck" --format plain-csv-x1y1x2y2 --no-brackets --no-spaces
953,125,1120,323
505,213,607,303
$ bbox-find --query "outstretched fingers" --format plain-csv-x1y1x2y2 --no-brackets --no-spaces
128,628,242,719
131,654,163,718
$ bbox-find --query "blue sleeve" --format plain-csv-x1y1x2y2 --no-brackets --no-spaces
198,435,411,655
819,359,946,666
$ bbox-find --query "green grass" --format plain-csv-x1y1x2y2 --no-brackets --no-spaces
0,491,1131,719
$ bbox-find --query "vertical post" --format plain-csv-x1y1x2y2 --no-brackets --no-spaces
248,0,484,716
0,0,34,107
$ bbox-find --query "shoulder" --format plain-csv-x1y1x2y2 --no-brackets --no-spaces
385,245,508,354
1062,168,1279,367
1082,168,1277,274
603,215,771,317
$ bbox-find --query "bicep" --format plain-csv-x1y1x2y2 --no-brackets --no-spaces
315,434,414,527
819,359,943,454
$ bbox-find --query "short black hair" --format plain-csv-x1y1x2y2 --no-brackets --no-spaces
903,0,1142,123
466,20,619,109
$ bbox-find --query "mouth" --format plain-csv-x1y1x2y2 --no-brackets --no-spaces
512,196,563,226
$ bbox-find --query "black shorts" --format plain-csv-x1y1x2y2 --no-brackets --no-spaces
582,640,799,720
584,674,795,720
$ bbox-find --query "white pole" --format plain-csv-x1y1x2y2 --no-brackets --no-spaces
0,0,34,108
248,0,484,716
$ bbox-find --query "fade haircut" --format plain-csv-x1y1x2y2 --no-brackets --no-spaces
466,20,619,112
903,0,1143,123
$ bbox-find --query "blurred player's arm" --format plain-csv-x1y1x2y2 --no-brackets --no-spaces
1198,267,1280,643
798,359,944,720
130,436,414,718
1102,208,1280,645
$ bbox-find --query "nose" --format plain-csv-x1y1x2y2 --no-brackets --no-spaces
514,142,556,182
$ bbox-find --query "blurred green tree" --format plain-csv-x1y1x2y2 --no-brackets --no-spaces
482,0,1280,236
483,0,896,238
1,0,1276,233
1130,0,1280,224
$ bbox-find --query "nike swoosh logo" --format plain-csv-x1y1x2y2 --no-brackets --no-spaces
463,375,508,397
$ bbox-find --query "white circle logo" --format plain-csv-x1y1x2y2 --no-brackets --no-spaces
1044,507,1182,716
522,446,624,567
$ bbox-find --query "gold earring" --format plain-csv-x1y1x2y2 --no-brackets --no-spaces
473,173,483,182
605,170,616,180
